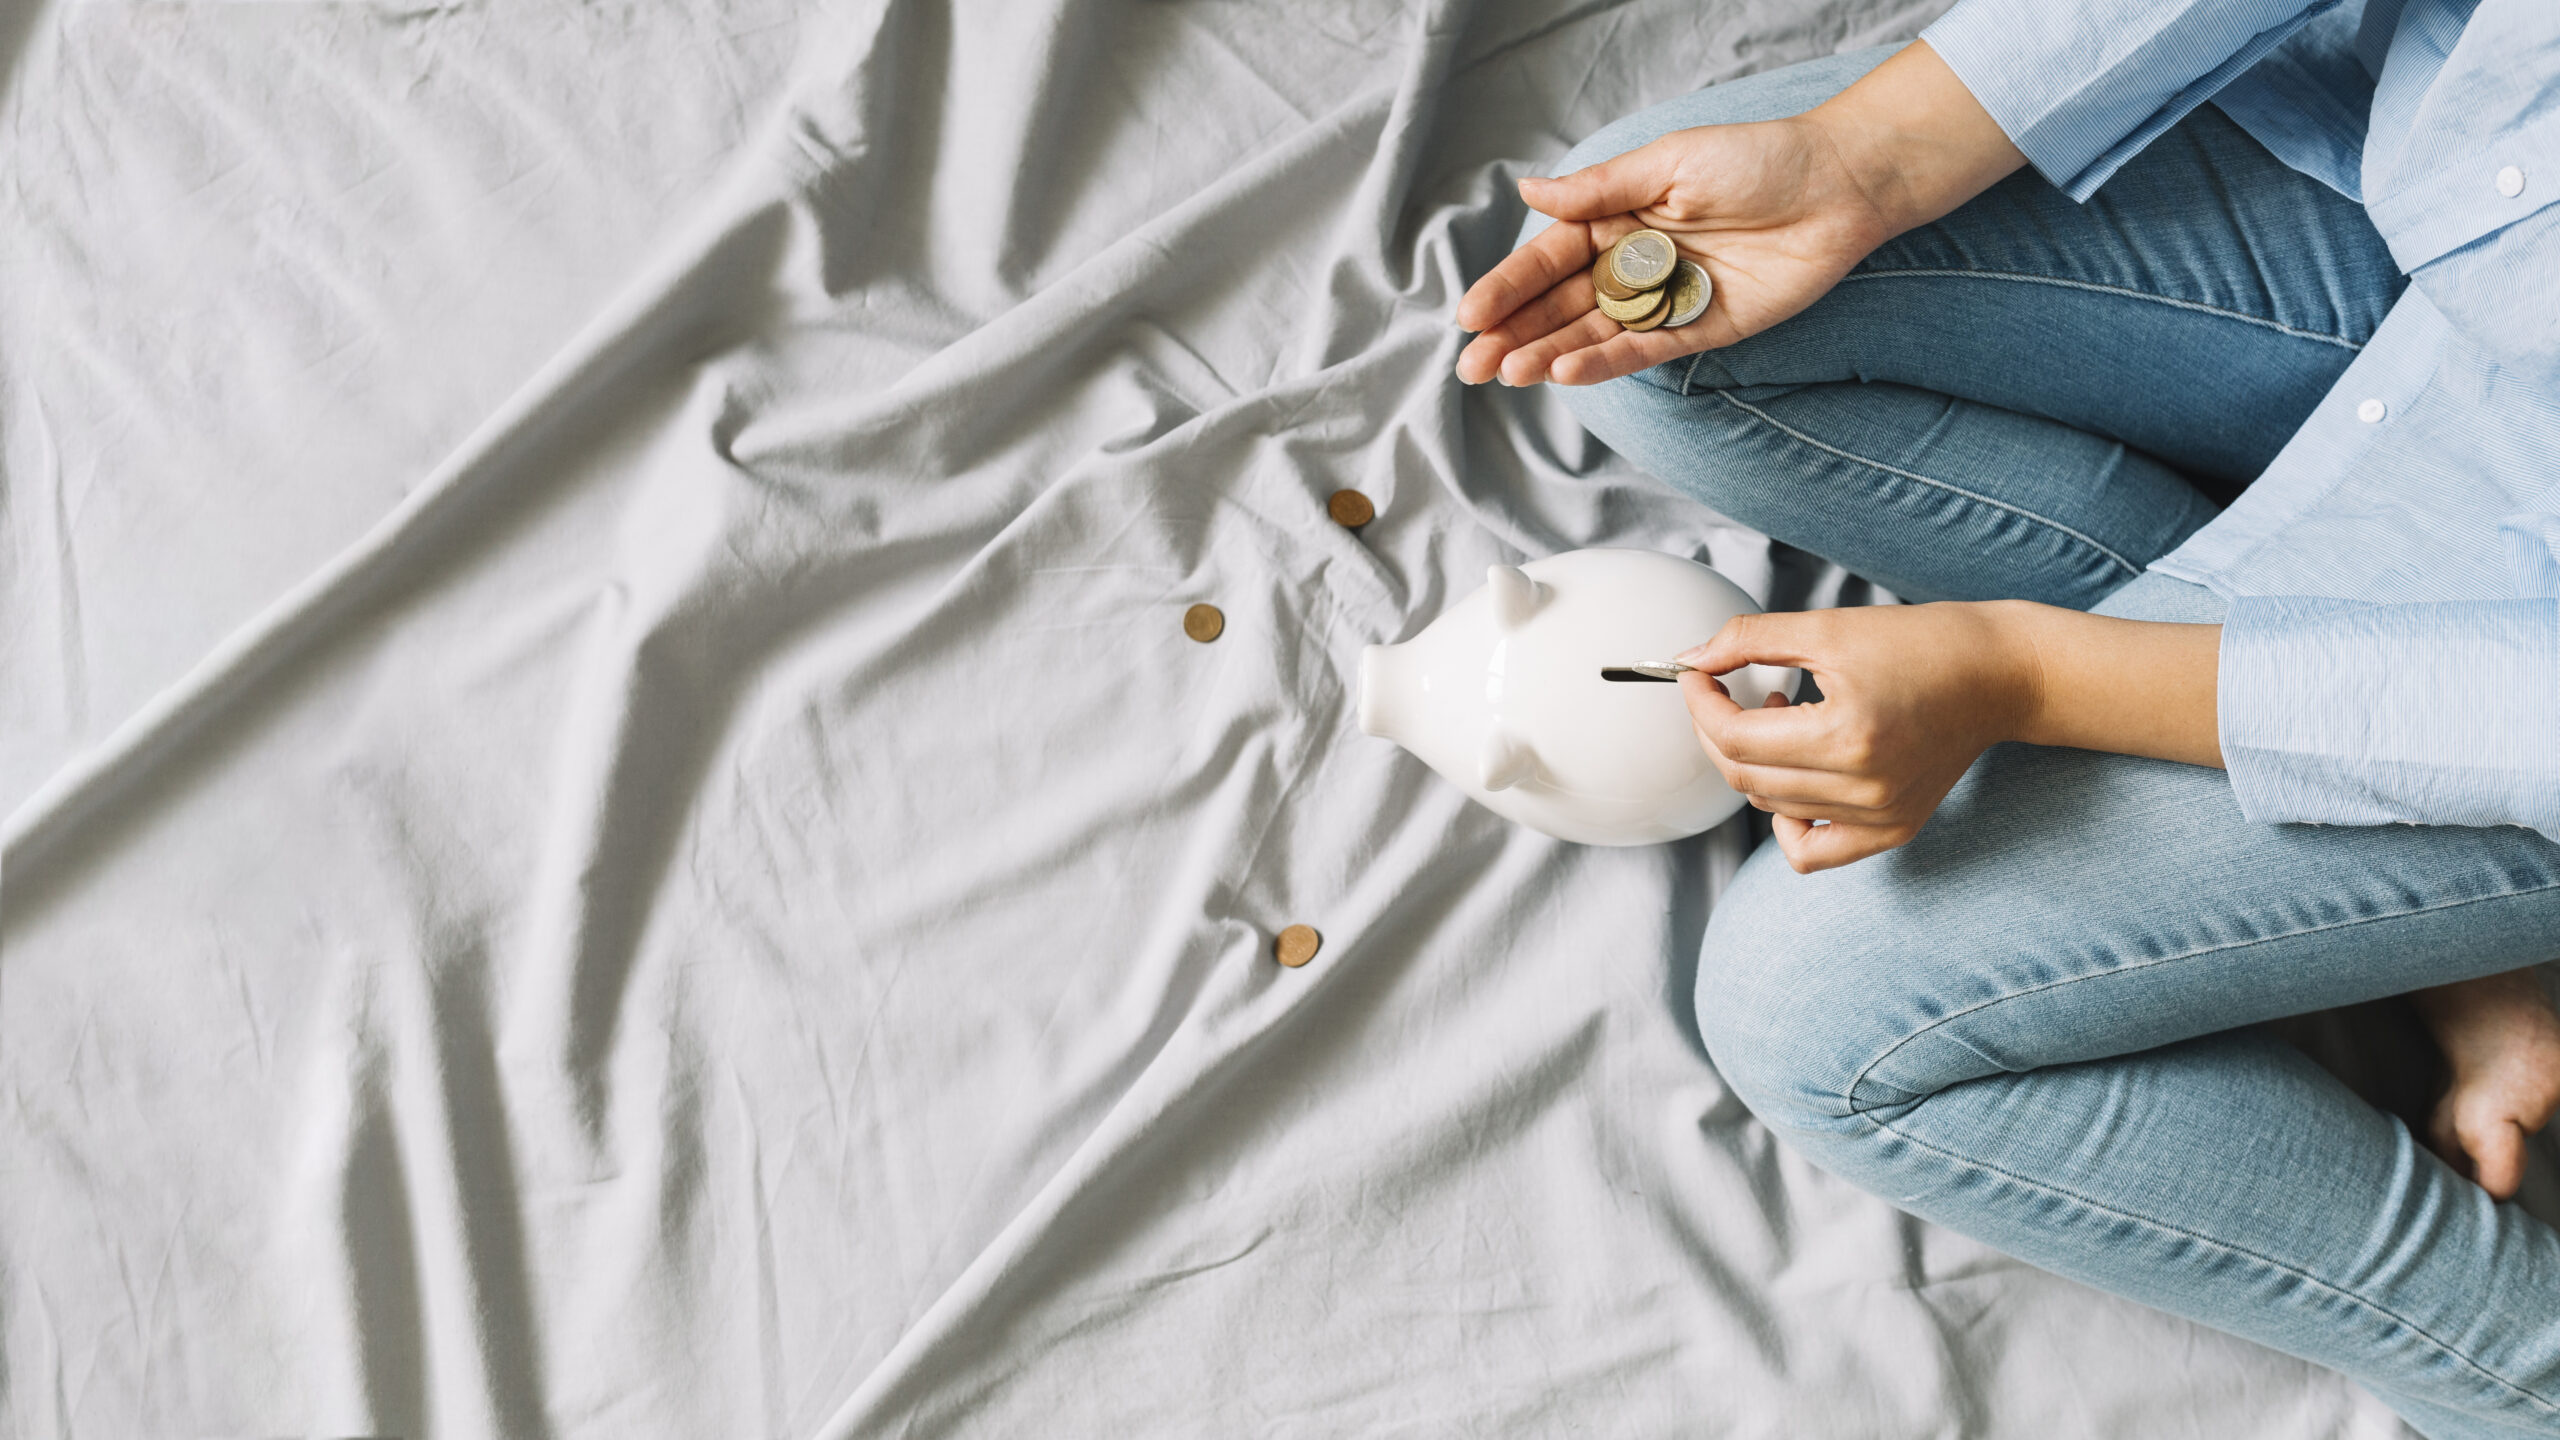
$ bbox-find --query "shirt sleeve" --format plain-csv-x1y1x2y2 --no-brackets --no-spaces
2218,595,2560,836
1922,0,2347,199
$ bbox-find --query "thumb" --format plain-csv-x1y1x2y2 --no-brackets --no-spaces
1519,140,1678,222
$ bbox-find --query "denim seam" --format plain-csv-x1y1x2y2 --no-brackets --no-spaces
1836,269,2368,352
1844,878,2560,1116
1846,880,2560,1111
1707,391,2144,578
1864,1111,2560,1416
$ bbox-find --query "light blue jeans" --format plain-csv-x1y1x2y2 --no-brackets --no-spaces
1543,51,2560,1439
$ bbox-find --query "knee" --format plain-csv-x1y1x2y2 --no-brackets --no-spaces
1692,840,1946,1137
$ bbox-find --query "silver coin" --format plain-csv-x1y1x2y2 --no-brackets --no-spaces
1663,259,1711,327
1609,229,1677,290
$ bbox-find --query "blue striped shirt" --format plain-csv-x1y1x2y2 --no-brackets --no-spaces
1924,0,2560,837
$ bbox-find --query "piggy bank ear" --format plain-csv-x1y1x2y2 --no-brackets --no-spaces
1487,565,1547,630
1478,727,1538,792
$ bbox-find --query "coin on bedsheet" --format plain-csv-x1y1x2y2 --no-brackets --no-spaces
1663,259,1710,328
1618,286,1674,331
1183,603,1225,642
1608,228,1677,290
1591,254,1649,301
1274,924,1321,967
1595,282,1669,325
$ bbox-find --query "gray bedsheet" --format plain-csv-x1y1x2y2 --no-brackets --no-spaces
0,2,2420,1435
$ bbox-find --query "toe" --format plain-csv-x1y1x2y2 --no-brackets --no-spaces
2463,1116,2528,1200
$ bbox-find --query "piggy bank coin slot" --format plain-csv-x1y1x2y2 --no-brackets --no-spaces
1599,667,1676,683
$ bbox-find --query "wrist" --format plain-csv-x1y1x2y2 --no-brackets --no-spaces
1802,40,2025,240
1994,600,2067,749
1977,600,2058,748
2000,603,2226,768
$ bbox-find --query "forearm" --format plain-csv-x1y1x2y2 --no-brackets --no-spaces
1806,40,2025,240
2001,601,2224,768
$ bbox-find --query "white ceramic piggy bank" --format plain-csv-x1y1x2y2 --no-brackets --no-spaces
1358,548,1798,846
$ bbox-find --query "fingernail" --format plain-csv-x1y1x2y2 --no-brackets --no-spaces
1674,644,1712,665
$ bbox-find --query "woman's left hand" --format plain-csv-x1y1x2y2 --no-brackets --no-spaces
1679,599,2227,873
1678,603,2039,873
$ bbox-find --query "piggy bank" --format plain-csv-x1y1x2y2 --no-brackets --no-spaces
1358,548,1797,846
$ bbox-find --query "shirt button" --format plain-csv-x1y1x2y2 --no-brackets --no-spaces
2356,397,2387,424
2496,165,2526,198
1274,924,1322,968
1326,488,1375,528
1183,603,1225,642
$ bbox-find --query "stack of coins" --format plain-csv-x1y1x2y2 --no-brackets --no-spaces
1592,229,1711,333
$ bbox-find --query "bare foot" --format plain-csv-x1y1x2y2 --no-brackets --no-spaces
2411,968,2560,1199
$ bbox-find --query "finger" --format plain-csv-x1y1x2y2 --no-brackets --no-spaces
1771,815,1905,874
1686,674,1820,776
1722,748,1894,814
1461,272,1604,382
1516,139,1681,223
1698,735,1889,807
1689,693,1835,769
1749,794,1899,824
2464,1116,2528,1200
1677,609,1829,676
1548,321,1714,387
1455,219,1598,336
1499,307,1625,387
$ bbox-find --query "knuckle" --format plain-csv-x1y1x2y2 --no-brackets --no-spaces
1838,732,1879,771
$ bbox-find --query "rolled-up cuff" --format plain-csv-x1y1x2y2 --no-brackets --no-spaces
1923,0,2340,200
2219,595,2560,836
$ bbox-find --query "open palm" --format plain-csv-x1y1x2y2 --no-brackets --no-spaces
1456,116,1896,387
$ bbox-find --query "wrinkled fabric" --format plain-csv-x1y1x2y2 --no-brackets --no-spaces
0,4,2426,1438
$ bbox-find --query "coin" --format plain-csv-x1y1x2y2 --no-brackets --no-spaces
1595,283,1668,324
1618,286,1674,332
1326,489,1375,527
1274,924,1321,968
1183,603,1224,643
1591,255,1648,302
1662,259,1711,327
1609,228,1677,290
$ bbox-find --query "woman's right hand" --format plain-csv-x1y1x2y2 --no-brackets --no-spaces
1455,41,2025,389
1454,116,1896,388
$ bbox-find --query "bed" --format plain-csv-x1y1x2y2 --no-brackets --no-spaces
0,1,2451,1434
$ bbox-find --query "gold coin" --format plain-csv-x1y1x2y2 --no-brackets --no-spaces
1663,259,1711,327
1326,489,1375,527
1274,924,1321,968
1618,286,1675,332
1591,255,1647,302
1183,603,1224,643
1609,228,1677,290
1595,282,1668,324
